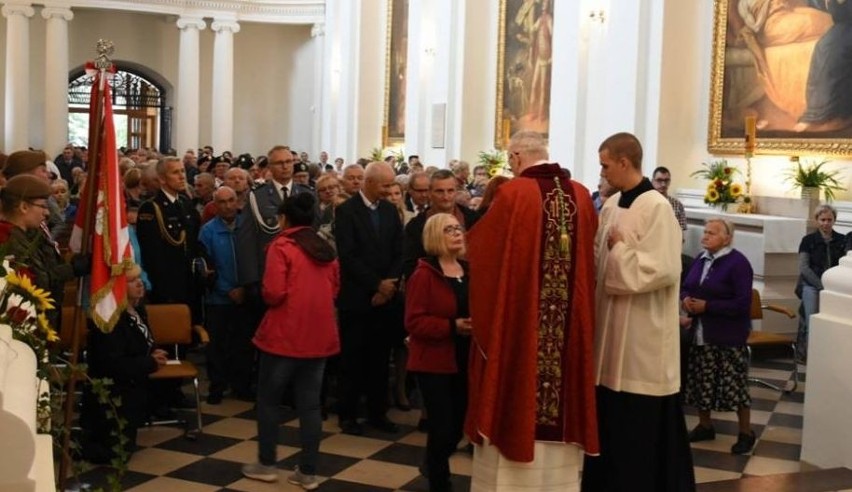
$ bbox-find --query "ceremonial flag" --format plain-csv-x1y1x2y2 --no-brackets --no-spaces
71,62,132,332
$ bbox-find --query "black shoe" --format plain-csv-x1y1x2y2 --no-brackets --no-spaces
340,419,364,436
367,417,399,433
688,423,716,442
417,418,429,432
206,392,223,405
731,431,756,455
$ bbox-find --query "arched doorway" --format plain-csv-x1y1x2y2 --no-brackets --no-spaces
67,64,172,153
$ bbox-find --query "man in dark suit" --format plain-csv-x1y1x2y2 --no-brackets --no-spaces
335,161,404,435
404,171,430,215
402,169,479,281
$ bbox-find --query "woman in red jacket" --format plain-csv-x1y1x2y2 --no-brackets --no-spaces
406,213,471,492
242,193,340,490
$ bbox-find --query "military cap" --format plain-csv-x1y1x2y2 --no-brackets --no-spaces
3,150,47,178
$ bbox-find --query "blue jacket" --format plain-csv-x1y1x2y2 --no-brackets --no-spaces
198,217,239,305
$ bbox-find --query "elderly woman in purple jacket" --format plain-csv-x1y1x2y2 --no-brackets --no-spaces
681,218,755,455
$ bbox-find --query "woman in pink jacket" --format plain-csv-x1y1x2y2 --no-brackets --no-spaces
242,193,340,491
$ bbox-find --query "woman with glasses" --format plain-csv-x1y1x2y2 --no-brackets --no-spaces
405,213,471,492
0,175,90,323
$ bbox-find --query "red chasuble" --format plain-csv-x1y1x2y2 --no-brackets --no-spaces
464,164,599,462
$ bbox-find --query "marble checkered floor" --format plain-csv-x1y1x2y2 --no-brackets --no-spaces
66,355,852,491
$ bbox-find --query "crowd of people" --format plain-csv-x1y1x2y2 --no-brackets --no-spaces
0,132,849,491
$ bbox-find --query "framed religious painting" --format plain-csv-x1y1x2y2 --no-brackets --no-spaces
494,0,554,148
383,0,408,146
708,0,852,156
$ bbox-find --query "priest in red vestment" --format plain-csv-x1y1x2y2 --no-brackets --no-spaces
464,131,599,490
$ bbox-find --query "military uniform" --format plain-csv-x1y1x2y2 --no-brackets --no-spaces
136,189,202,320
235,180,314,288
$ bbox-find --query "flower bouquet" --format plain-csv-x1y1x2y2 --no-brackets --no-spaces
691,160,745,211
477,149,510,177
0,258,58,363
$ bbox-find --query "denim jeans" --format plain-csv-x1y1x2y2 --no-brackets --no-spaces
256,351,326,475
798,284,820,359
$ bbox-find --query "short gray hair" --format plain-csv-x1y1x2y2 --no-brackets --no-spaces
706,217,735,238
814,204,837,220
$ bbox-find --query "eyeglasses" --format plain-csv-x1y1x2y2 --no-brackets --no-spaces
653,178,671,184
27,201,50,210
443,224,464,235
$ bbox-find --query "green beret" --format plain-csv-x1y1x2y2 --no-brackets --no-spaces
1,174,52,200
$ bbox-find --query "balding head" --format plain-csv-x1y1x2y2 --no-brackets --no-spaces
363,161,395,201
224,167,249,194
213,185,239,222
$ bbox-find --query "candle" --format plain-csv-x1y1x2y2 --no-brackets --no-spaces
502,118,511,149
744,116,756,154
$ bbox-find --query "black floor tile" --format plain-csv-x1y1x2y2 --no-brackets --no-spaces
369,442,425,467
690,448,751,473
749,397,778,412
360,423,416,441
166,457,245,486
277,451,360,477
155,433,243,455
780,391,805,403
768,412,803,429
752,440,801,461
401,473,471,491
316,479,394,491
233,405,298,423
72,467,157,490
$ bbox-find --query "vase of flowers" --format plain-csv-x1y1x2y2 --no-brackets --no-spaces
477,149,510,177
691,160,745,211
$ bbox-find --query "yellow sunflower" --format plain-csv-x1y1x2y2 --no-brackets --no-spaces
730,183,744,198
37,313,59,342
5,271,55,311
705,189,720,203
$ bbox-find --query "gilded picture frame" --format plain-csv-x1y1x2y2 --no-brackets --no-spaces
494,0,554,148
383,0,408,146
708,0,852,156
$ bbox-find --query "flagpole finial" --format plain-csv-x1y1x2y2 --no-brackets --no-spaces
94,39,114,70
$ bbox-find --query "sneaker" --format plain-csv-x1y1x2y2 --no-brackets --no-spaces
731,431,756,455
288,466,319,490
242,462,278,482
688,423,716,442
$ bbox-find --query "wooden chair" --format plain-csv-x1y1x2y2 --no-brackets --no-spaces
145,304,203,437
747,289,798,393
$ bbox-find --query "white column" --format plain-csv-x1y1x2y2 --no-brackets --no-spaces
42,5,73,157
210,18,240,153
311,22,325,159
176,16,206,156
2,2,35,151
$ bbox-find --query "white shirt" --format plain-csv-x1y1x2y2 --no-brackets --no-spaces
273,180,292,200
162,189,179,204
359,190,379,210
